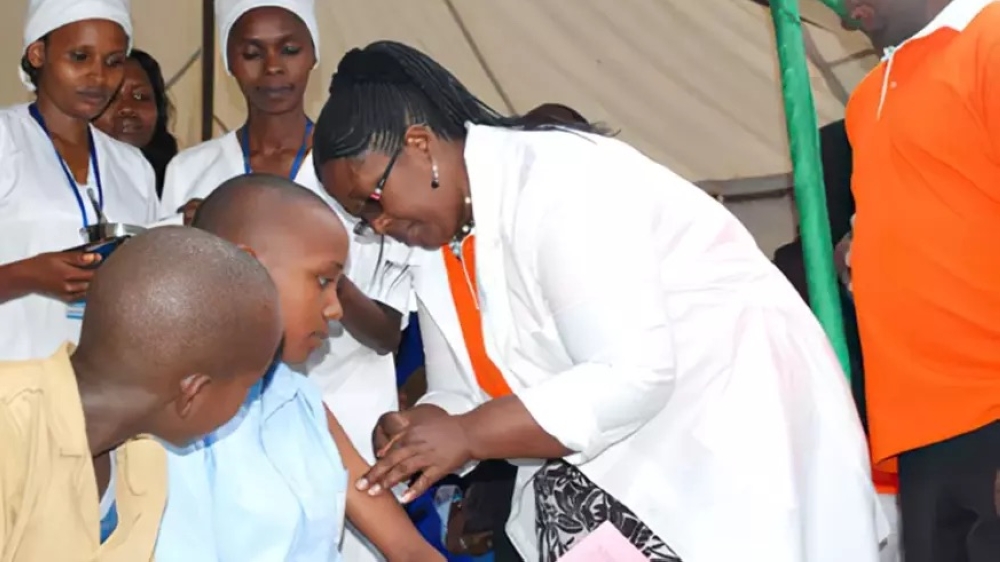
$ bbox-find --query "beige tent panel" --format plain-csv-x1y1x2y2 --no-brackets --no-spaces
0,0,875,180
132,0,206,149
212,0,511,137
438,0,864,181
243,0,874,183
0,0,874,255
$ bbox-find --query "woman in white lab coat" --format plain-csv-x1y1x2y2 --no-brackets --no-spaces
0,0,158,361
313,41,887,562
159,2,414,560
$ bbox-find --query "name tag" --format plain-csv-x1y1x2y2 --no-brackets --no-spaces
67,300,86,320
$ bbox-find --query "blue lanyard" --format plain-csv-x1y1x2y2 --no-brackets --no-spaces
240,120,314,179
28,103,103,229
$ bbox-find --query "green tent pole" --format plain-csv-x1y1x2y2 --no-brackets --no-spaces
769,0,852,378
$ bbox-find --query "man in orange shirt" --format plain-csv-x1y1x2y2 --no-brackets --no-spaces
845,0,1000,560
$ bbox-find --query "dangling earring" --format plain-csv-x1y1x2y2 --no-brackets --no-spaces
431,161,440,189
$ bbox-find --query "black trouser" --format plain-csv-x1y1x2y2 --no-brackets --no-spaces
899,421,1000,562
462,460,522,561
482,461,521,562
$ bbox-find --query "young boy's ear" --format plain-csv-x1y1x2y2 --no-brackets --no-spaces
176,373,212,419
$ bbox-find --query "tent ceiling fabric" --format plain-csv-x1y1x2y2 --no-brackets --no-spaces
0,0,875,182
0,0,874,255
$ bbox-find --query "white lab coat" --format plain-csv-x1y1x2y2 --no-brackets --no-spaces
0,103,158,361
414,124,889,562
161,132,415,562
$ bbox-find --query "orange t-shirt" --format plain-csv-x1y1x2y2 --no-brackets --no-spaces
845,3,1000,473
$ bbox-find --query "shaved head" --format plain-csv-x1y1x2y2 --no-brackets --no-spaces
193,173,344,251
71,226,283,447
78,226,282,383
193,173,350,364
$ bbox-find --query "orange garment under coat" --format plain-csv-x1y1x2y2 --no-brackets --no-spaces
441,236,512,399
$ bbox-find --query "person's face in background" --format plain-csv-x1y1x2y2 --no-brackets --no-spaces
843,0,937,51
26,19,128,120
94,58,158,147
227,7,315,116
318,126,471,250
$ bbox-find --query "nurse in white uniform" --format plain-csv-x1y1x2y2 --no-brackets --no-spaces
159,2,413,560
0,0,158,361
317,41,889,562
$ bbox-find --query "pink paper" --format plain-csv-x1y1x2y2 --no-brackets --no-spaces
556,521,650,561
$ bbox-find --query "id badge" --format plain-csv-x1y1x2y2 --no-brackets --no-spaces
67,299,86,320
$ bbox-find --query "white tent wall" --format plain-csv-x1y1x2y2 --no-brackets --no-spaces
0,0,876,256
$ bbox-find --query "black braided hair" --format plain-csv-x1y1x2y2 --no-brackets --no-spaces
313,40,606,176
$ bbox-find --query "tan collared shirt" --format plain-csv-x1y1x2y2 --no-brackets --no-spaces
0,344,166,561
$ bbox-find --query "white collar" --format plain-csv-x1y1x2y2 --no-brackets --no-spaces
874,0,994,116
903,0,994,44
883,0,995,58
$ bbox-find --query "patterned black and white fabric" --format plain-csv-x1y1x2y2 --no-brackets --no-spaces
533,460,682,561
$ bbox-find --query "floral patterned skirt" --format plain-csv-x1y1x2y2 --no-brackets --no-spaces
533,460,682,561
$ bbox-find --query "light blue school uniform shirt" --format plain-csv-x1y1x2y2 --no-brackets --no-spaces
155,362,347,562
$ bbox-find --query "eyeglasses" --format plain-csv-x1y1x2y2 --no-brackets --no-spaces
353,148,402,238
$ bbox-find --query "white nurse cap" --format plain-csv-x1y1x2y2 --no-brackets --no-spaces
20,0,134,92
215,0,320,74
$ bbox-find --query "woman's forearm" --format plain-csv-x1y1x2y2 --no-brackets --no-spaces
457,395,572,461
337,277,402,354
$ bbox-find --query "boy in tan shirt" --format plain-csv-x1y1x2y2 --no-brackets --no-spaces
0,226,282,561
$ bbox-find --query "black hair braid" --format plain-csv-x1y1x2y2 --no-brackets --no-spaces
367,41,509,132
313,40,606,179
311,41,610,287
